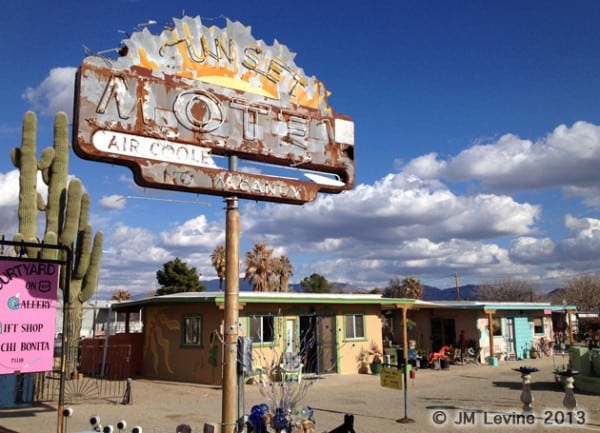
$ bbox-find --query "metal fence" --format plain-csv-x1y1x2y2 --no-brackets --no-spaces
34,343,131,403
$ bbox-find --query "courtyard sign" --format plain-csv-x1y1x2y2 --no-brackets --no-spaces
0,258,59,374
74,16,355,204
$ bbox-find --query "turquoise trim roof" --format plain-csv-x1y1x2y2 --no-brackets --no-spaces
111,291,416,310
414,300,576,311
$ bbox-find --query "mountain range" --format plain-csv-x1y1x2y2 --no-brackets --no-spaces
201,279,484,301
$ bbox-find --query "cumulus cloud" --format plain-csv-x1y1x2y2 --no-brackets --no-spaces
0,169,50,237
0,170,20,235
160,215,225,248
97,223,173,297
2,114,593,296
239,171,542,288
509,237,557,265
98,195,126,210
403,121,600,207
22,67,77,116
245,172,540,247
559,215,600,263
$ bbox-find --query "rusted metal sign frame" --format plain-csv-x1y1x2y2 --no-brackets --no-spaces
74,60,355,204
72,15,354,205
73,57,354,204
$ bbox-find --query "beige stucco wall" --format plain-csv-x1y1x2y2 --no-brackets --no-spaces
141,304,225,384
140,301,384,384
400,307,556,364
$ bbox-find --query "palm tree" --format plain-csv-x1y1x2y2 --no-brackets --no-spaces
210,245,226,291
111,289,132,302
401,275,423,299
273,255,293,292
244,243,274,292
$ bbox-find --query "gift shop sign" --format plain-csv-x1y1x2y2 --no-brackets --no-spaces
74,16,355,204
0,259,59,374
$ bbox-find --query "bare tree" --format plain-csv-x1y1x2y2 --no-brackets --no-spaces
552,274,600,313
476,278,540,302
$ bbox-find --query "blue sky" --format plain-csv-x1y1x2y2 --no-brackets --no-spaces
1,1,599,298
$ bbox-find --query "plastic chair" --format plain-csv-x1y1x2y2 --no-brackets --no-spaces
280,352,303,382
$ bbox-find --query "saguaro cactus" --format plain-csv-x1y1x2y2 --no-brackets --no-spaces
12,111,103,375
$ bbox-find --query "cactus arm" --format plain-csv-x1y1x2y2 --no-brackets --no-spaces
39,148,54,172
79,232,103,303
73,225,92,279
79,192,90,229
59,179,82,245
45,112,69,236
14,112,39,249
40,231,58,260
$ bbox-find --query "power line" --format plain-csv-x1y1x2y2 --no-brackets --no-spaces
117,195,212,206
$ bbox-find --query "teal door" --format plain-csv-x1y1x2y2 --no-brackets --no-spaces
512,317,531,360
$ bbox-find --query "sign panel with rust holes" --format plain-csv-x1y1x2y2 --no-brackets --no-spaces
73,16,354,204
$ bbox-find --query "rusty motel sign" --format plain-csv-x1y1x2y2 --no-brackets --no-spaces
73,16,355,204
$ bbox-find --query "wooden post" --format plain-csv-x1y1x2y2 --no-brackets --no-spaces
485,310,495,358
402,307,409,363
567,310,574,345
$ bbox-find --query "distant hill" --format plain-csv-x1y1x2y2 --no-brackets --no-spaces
148,279,557,301
423,284,481,301
201,279,482,299
204,278,253,292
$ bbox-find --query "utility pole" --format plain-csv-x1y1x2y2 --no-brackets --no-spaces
455,273,461,300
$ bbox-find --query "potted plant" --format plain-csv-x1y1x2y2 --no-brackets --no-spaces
370,353,383,375
368,342,384,375
356,347,371,374
530,347,539,359
417,350,429,369
356,342,384,375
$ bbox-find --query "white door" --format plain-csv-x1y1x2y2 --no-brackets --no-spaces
286,319,296,353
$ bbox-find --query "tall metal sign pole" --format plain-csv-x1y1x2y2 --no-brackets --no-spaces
223,156,240,433
73,16,355,433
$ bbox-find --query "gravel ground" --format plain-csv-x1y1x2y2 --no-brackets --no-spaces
1,356,599,433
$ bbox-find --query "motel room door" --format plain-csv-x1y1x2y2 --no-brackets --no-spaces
299,315,337,374
430,318,456,352
511,316,532,359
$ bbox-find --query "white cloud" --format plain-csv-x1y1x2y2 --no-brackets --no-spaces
403,121,600,207
509,237,557,265
239,171,542,288
559,215,600,264
22,67,77,116
160,215,225,248
0,169,49,237
245,172,540,247
98,195,126,210
0,170,20,235
2,115,596,297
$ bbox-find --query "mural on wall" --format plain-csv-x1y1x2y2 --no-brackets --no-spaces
144,310,180,374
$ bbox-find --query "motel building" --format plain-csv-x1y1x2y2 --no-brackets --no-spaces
109,292,575,384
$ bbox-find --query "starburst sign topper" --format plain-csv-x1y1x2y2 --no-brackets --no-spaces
74,16,355,204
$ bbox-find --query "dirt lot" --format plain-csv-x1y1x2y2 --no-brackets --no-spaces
1,356,599,433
